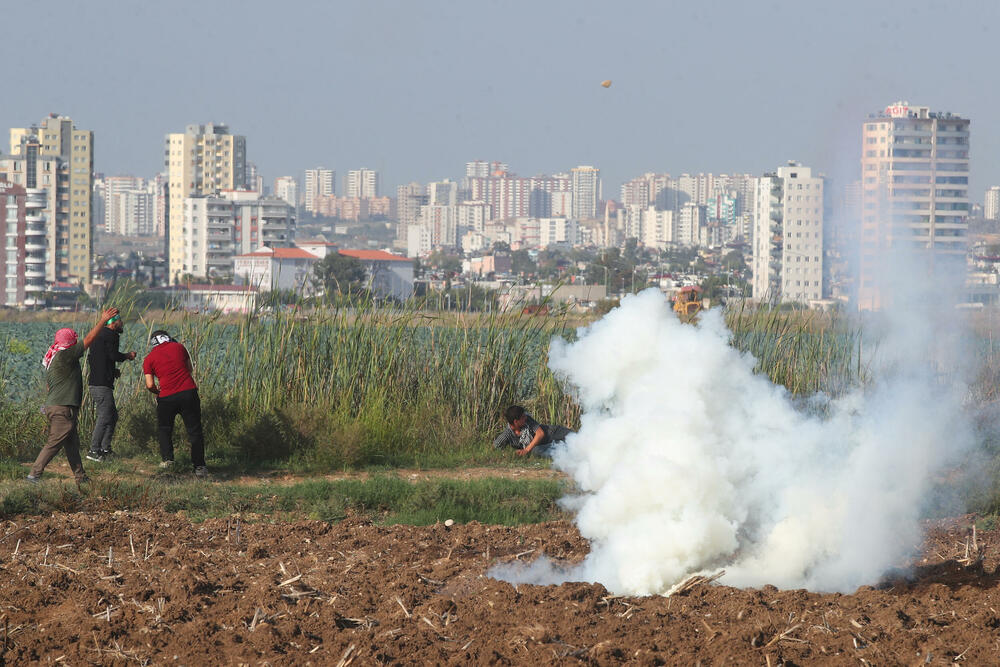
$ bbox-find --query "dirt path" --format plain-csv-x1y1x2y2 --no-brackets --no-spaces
19,458,569,486
1,511,998,664
229,466,568,486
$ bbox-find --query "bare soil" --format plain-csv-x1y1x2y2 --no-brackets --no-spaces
1,512,999,665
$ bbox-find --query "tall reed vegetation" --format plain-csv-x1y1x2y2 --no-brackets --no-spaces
2,293,582,470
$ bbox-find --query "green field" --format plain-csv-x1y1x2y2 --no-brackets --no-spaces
4,300,1000,521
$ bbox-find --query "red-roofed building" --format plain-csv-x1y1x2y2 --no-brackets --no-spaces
234,246,319,293
336,248,414,300
295,239,338,259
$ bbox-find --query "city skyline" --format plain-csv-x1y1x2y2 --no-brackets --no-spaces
2,1,999,199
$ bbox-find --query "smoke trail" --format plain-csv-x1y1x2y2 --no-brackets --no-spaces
490,286,975,595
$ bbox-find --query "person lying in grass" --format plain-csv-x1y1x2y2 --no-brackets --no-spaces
492,404,573,458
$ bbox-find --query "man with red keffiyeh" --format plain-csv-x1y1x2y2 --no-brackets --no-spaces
27,307,119,485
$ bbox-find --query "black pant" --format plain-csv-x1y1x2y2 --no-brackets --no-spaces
156,389,205,467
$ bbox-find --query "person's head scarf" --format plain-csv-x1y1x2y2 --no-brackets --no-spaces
150,330,173,347
42,328,78,369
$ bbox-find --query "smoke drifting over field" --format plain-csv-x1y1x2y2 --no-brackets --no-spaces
492,286,976,595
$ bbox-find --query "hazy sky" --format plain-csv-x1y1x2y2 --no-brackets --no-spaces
3,0,997,200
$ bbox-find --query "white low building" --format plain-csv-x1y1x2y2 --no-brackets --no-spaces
234,247,320,293
151,284,259,313
338,249,414,300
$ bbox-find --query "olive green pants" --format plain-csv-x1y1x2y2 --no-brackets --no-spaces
30,405,86,482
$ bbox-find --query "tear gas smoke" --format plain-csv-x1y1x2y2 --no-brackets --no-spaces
491,287,975,595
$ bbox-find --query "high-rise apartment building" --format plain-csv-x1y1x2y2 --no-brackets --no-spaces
528,174,571,218
985,186,1000,221
274,176,298,208
570,166,600,220
153,173,168,237
752,163,825,304
466,160,508,178
621,173,672,209
859,102,969,310
101,176,150,235
246,162,263,194
345,168,379,199
5,114,94,287
182,191,295,281
676,202,707,247
467,172,531,221
1,182,29,306
428,179,458,206
396,182,427,227
304,168,335,215
165,123,247,283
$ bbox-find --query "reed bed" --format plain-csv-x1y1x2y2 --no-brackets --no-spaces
1,294,581,469
725,301,867,396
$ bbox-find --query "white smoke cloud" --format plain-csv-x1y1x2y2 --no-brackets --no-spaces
491,285,975,595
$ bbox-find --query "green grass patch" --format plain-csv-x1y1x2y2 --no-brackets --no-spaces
0,474,569,525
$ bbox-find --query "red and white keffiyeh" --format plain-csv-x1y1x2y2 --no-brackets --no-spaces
41,328,78,369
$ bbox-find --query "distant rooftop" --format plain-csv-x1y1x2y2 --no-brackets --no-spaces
238,247,318,260
338,249,411,263
870,101,965,120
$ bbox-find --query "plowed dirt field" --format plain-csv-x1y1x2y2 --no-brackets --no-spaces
1,512,998,665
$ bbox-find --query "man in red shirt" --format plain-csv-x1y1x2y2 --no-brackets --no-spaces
142,330,207,476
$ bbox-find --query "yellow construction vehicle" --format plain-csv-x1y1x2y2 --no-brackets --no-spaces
673,285,703,321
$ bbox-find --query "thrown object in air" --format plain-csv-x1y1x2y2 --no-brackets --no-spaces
601,80,612,88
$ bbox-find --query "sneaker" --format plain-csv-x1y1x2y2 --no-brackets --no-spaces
193,466,209,478
26,474,40,484
86,452,105,463
158,460,174,469
76,476,91,485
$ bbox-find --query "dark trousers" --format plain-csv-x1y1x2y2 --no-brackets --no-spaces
32,406,87,481
156,389,206,467
89,385,118,454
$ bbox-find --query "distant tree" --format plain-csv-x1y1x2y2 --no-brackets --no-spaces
312,252,366,295
426,250,462,275
492,240,511,253
511,249,535,276
722,250,747,272
537,249,570,280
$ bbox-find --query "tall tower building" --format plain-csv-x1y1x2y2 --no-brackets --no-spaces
752,163,825,304
859,102,969,310
274,176,298,208
7,114,94,286
164,123,247,282
570,165,600,219
427,179,458,206
3,116,94,290
985,186,1000,222
346,168,379,199
1,182,28,306
103,176,146,234
304,168,334,214
246,162,263,194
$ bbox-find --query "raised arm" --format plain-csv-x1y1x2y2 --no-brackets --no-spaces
83,308,119,349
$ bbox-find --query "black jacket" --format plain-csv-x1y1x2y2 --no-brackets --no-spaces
87,327,129,387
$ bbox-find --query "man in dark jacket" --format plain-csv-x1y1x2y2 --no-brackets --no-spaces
86,314,136,462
